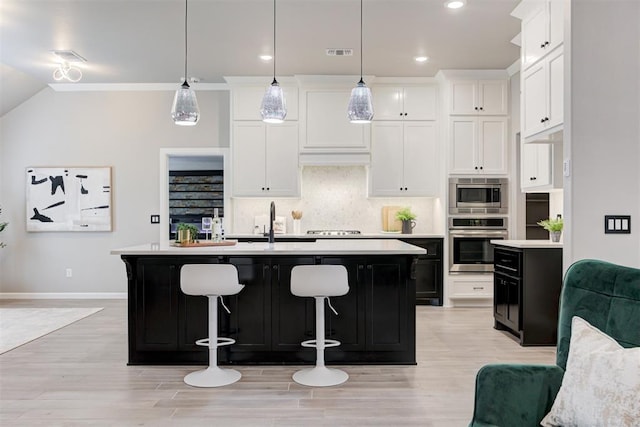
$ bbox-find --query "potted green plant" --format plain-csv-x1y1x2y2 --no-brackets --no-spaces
537,217,563,242
396,207,417,234
0,207,7,248
176,223,199,244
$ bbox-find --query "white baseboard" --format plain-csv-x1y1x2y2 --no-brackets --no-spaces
0,293,127,300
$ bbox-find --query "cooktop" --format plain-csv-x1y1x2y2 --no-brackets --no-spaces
306,230,362,236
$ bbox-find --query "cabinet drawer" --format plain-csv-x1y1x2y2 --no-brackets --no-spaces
494,249,522,276
451,279,492,298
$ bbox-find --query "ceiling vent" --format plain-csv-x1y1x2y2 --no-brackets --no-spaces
326,49,353,57
50,50,87,63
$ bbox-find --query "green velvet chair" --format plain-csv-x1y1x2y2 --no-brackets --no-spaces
469,259,640,427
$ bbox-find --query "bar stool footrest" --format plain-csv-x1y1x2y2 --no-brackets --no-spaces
301,339,340,348
195,337,236,348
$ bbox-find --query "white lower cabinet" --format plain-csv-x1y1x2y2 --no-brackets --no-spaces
232,121,300,197
369,121,438,197
520,142,563,192
449,117,508,175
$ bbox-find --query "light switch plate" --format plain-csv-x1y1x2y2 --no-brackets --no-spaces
150,215,160,224
604,215,631,234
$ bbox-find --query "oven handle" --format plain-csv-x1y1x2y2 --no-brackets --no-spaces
449,230,507,236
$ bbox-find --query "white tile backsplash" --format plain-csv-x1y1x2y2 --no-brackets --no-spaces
231,166,439,234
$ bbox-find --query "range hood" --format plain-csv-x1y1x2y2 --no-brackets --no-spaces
299,152,370,166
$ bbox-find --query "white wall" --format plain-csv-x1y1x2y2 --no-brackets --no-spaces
0,88,230,294
564,0,640,268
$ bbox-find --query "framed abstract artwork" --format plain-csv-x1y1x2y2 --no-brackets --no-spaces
26,167,112,232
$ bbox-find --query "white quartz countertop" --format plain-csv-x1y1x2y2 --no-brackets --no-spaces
227,233,444,239
111,239,427,256
491,239,563,249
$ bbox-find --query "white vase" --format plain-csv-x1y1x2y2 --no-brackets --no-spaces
292,219,302,235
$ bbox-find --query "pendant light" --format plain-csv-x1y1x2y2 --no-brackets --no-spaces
260,0,287,123
171,0,200,126
348,0,374,123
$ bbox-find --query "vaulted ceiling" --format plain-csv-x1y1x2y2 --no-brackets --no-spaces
0,0,521,116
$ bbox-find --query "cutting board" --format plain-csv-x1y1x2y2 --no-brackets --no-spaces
382,206,402,232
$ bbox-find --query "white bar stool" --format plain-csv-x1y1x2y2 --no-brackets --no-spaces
180,264,244,387
290,264,350,387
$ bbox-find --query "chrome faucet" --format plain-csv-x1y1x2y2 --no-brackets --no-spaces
269,201,275,245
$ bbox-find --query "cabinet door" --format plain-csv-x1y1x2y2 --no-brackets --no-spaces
521,143,561,192
494,273,509,324
449,117,479,174
547,48,564,129
450,80,478,115
135,261,179,351
522,62,547,138
265,122,300,197
371,86,404,120
369,122,404,196
366,260,408,351
227,258,272,354
414,258,442,304
522,4,548,70
507,277,521,331
548,0,564,52
478,117,508,175
403,121,438,196
271,258,316,352
478,80,508,115
403,86,438,120
321,257,366,352
521,143,540,190
233,85,299,121
232,122,267,196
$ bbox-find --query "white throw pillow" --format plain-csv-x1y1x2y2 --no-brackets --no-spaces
540,316,640,427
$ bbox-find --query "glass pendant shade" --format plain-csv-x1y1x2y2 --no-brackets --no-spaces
171,81,200,126
348,79,374,123
261,79,287,124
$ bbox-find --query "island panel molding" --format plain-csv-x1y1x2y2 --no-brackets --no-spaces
112,240,423,365
26,167,112,232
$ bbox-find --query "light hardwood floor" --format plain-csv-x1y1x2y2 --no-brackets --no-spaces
0,299,555,426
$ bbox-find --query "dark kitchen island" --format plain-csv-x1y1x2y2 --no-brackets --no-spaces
111,239,425,366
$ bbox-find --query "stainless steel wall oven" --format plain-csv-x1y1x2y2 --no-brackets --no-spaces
448,217,508,273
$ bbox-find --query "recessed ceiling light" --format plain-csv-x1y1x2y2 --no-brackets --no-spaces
260,55,273,61
415,56,429,63
445,0,466,9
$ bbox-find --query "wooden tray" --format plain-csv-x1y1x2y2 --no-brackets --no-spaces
171,240,237,247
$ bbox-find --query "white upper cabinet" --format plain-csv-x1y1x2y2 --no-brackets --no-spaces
232,121,299,197
232,85,299,121
372,86,438,121
520,0,564,70
520,142,562,192
299,88,370,154
369,121,438,196
522,46,563,140
450,80,508,115
449,117,508,175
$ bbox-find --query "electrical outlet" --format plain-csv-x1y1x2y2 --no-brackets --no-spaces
66,268,73,278
150,215,160,224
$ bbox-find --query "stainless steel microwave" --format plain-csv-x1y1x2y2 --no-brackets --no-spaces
449,177,508,215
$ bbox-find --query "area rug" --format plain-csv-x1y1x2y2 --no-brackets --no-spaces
0,307,103,354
